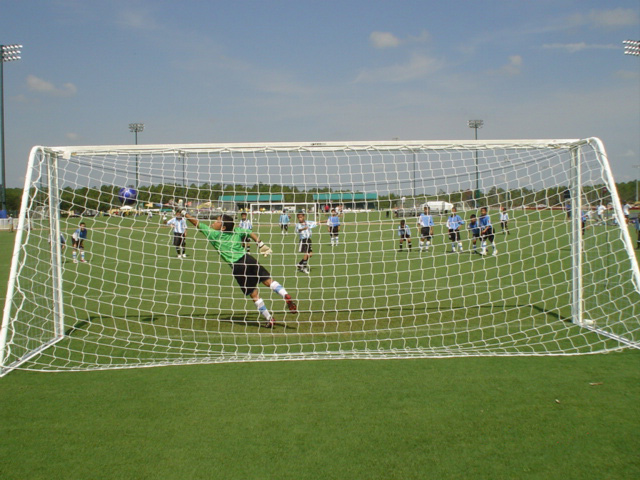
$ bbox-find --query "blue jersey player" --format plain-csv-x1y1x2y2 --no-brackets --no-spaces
478,207,497,256
397,219,412,251
446,206,465,253
417,206,435,252
467,214,481,254
71,222,88,263
327,209,341,246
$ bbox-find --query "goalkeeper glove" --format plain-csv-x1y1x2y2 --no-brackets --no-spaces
257,241,272,257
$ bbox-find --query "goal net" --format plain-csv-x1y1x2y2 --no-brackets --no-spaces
2,139,639,375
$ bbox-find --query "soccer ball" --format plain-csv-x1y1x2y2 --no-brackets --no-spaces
118,187,137,205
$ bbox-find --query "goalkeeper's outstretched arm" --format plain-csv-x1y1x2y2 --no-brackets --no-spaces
183,212,199,228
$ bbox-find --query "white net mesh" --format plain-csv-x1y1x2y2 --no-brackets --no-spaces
2,139,639,374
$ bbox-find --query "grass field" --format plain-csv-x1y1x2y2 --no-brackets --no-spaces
1,211,639,479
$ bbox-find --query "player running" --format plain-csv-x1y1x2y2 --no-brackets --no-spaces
478,207,497,256
295,212,317,274
446,206,464,253
182,211,297,328
417,206,434,252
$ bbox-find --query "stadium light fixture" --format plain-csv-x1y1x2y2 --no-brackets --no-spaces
0,44,22,213
468,120,484,205
128,123,144,193
623,40,640,56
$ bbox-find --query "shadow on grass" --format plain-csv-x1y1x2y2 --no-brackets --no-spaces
65,311,298,336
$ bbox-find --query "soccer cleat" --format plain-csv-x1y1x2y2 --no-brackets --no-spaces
303,266,310,274
492,250,498,256
80,259,87,263
284,294,298,313
263,317,275,328
73,259,78,263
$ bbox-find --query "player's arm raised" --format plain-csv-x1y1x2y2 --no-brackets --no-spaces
183,211,200,228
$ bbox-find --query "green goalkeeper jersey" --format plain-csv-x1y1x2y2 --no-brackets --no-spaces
197,223,251,264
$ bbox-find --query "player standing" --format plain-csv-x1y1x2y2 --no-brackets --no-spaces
446,206,465,253
478,207,497,256
279,210,290,234
397,219,412,251
622,201,631,224
239,212,253,252
467,214,481,254
71,222,88,263
327,209,341,246
295,212,317,274
417,206,434,252
182,211,296,328
164,211,188,258
499,206,510,234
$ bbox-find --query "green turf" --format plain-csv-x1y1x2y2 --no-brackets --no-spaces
1,215,639,479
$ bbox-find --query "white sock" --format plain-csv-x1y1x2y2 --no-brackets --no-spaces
269,281,288,298
254,299,272,321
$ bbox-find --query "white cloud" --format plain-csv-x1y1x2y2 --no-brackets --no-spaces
370,31,401,49
117,8,160,31
570,8,639,28
26,75,77,97
355,54,442,83
369,30,430,49
542,42,619,53
497,55,523,76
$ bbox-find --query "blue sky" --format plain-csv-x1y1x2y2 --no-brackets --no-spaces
1,0,639,188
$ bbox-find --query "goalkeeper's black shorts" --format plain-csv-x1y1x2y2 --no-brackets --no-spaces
232,254,271,296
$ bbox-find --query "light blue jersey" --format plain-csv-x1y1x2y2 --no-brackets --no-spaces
279,214,290,225
418,213,434,227
447,214,464,230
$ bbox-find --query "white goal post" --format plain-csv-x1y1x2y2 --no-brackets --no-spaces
1,139,639,375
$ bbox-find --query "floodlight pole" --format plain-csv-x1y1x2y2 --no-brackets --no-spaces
468,119,483,207
622,42,639,202
128,123,144,193
0,44,22,213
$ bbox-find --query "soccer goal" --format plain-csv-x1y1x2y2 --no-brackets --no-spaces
2,139,639,375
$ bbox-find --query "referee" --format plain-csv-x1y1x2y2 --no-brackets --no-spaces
165,210,188,258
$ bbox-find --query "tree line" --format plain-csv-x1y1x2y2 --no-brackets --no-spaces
2,180,637,216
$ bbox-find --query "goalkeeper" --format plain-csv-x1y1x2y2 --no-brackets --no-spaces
183,211,297,328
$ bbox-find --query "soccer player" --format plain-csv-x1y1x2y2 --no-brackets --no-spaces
238,212,253,252
279,210,290,234
596,203,606,224
327,209,341,246
417,206,434,252
164,211,188,258
446,206,465,253
71,222,88,263
478,207,497,256
622,201,631,224
499,206,510,235
295,212,317,274
397,219,412,251
183,211,296,328
467,214,481,254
